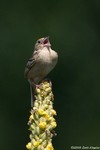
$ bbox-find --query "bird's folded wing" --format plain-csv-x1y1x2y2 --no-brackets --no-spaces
24,51,39,77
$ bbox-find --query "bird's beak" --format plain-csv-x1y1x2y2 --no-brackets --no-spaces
43,36,49,44
43,36,51,51
45,36,49,39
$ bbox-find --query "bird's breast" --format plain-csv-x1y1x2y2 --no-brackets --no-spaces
38,48,58,64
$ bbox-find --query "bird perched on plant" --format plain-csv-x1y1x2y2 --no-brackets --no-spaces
24,36,58,107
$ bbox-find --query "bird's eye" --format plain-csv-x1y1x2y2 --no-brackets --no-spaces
37,40,41,44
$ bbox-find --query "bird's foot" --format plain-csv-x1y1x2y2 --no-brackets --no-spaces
31,82,40,89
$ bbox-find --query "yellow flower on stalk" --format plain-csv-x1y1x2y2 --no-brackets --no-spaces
36,88,41,93
46,116,54,122
44,113,51,120
51,122,57,128
46,143,54,150
51,109,57,115
39,121,47,129
33,141,40,148
38,109,45,115
29,115,34,121
26,142,32,149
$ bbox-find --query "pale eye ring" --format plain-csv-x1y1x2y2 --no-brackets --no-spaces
37,40,41,44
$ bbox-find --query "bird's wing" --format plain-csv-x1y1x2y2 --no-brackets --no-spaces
24,51,39,78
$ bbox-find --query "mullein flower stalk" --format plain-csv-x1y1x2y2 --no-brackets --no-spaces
26,81,57,150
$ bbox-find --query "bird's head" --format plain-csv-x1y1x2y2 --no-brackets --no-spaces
35,36,51,50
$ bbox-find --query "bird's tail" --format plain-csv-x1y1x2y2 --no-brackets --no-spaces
30,85,34,107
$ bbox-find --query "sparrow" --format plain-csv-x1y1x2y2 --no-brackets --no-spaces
24,36,58,107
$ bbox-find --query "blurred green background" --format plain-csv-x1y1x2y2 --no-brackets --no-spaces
0,0,100,149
